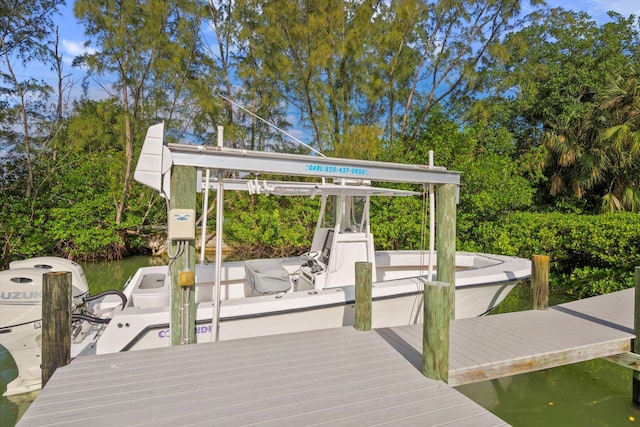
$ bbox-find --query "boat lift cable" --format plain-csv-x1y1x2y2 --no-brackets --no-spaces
420,188,427,276
412,188,429,324
418,150,436,281
72,313,111,324
182,239,191,345
84,289,128,310
412,151,436,324
200,168,211,264
216,93,326,157
212,129,225,342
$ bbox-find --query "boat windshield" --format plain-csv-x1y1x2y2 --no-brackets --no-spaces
321,195,337,228
349,196,367,233
321,195,368,233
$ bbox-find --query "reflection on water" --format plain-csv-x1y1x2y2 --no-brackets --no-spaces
457,284,640,426
457,358,640,426
1,259,637,426
1,345,20,427
80,255,170,294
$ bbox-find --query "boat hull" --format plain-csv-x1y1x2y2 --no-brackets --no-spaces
107,278,519,352
0,252,529,395
95,251,528,353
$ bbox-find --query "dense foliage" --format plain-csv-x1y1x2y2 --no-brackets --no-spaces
223,192,320,258
1,1,640,298
474,10,640,212
471,213,640,298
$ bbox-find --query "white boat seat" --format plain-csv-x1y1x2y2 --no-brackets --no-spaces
244,259,291,294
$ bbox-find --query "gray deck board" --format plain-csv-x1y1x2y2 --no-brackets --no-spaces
386,289,634,386
18,326,506,427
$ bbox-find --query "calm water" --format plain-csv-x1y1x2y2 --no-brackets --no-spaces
1,257,639,426
456,285,640,426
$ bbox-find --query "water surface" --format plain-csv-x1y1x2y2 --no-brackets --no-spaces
456,286,640,426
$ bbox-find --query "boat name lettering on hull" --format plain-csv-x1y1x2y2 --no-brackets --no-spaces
158,325,212,338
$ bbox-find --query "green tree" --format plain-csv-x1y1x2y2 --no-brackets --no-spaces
74,0,218,235
0,0,65,197
473,10,640,212
232,0,379,153
231,0,545,153
598,63,640,212
376,107,534,250
0,0,81,265
208,1,295,153
399,0,545,141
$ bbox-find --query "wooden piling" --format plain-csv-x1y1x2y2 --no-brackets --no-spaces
634,267,640,404
422,280,452,382
169,165,197,346
355,262,372,331
41,271,71,387
531,255,550,310
436,184,456,319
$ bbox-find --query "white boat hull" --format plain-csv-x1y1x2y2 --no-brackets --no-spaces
103,280,519,353
0,251,528,396
94,251,528,354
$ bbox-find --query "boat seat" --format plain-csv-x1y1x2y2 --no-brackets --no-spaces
244,259,291,295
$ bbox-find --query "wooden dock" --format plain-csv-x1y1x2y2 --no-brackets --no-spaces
17,289,635,426
16,327,507,427
378,288,634,386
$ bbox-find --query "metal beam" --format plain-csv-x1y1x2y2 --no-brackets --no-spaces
167,143,460,186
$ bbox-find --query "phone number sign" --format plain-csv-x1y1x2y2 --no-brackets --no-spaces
305,163,368,176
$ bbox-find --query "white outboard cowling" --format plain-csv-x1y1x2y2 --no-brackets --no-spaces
0,257,90,331
8,257,90,305
0,269,49,331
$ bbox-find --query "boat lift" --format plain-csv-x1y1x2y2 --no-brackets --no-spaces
134,124,460,197
134,123,461,343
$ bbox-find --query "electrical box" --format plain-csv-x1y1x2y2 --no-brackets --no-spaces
179,270,195,286
168,209,196,240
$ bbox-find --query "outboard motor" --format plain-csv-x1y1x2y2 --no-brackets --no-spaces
0,257,90,396
8,257,90,305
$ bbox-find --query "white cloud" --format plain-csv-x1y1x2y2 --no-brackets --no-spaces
586,0,640,17
62,40,96,57
545,0,640,21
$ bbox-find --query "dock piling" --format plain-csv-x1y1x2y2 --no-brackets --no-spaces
422,280,452,382
531,254,550,310
354,262,372,331
169,165,197,346
436,184,456,319
42,271,72,387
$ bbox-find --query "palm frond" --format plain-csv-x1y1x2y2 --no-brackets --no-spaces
600,192,621,213
622,186,640,212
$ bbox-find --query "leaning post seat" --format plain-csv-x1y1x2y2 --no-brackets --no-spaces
244,259,292,295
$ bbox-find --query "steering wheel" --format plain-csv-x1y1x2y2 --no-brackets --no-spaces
300,251,319,261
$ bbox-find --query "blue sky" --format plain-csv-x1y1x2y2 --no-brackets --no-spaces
16,1,640,106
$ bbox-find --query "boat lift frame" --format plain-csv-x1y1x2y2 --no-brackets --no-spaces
134,122,460,344
134,123,461,198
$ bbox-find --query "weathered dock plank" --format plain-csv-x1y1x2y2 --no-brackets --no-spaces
17,326,507,427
